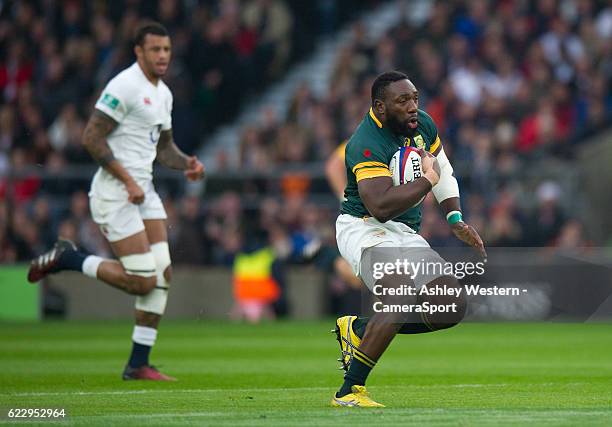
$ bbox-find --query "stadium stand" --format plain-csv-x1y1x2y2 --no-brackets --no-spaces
0,0,610,269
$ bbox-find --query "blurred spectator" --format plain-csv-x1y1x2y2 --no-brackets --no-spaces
171,195,211,265
524,181,566,246
30,196,54,248
230,229,285,323
0,148,41,205
554,219,589,249
205,192,244,265
242,0,293,80
8,205,42,260
0,38,33,103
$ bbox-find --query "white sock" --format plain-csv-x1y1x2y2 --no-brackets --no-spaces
82,255,104,279
132,325,158,346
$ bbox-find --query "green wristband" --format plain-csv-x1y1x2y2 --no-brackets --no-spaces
446,210,463,225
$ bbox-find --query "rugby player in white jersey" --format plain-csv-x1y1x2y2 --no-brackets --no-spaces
28,22,204,381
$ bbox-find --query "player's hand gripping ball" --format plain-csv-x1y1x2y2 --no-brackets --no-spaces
388,146,425,207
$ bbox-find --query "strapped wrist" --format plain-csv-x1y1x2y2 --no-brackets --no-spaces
423,170,438,187
446,210,463,225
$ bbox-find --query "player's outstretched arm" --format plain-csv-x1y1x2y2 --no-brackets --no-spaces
83,110,145,204
157,130,205,181
431,147,486,259
440,197,487,259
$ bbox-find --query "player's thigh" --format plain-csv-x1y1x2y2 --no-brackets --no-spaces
359,231,443,290
109,230,151,258
336,214,401,277
90,196,155,289
90,196,148,247
419,274,466,329
143,219,167,245
140,189,168,245
397,233,447,288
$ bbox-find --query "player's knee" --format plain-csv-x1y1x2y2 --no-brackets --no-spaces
119,251,157,295
131,275,156,295
151,241,171,284
421,275,466,331
134,242,171,316
163,265,172,283
429,296,466,330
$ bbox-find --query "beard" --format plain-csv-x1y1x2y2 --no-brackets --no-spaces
144,58,167,78
385,113,410,137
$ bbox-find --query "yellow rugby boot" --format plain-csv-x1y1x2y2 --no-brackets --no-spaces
331,385,385,408
332,316,361,372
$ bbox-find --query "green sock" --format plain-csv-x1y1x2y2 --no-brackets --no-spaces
351,317,369,338
337,348,376,397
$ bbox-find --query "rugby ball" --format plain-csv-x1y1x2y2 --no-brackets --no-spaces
389,146,423,185
388,146,425,207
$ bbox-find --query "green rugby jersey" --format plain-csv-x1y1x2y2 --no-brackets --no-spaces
340,108,442,231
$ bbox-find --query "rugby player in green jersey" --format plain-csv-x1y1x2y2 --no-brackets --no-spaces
331,71,485,407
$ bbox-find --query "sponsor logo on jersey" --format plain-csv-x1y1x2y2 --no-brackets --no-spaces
101,93,120,110
414,134,425,149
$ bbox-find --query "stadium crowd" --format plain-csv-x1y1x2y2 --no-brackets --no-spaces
235,0,610,248
1,0,611,265
0,0,380,170
0,0,373,262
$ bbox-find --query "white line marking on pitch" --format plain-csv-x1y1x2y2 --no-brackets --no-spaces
0,383,587,398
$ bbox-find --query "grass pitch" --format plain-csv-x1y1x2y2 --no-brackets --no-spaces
1,320,611,426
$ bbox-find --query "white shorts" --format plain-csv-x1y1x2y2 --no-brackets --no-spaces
336,214,445,290
90,185,166,242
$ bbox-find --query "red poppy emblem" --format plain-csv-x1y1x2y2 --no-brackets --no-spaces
363,149,372,158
